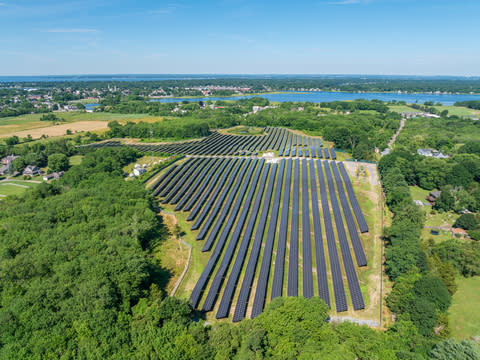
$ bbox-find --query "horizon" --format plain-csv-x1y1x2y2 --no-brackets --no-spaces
1,73,480,79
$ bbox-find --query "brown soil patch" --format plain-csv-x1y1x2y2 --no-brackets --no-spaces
0,121,109,139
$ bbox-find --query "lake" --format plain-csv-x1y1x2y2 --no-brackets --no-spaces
151,91,480,106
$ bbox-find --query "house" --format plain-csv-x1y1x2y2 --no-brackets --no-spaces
1,155,18,166
452,228,467,238
417,148,432,157
43,171,65,181
0,164,10,176
427,190,441,203
431,150,448,159
417,148,448,159
23,165,42,177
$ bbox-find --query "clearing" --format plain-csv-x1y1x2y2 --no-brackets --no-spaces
153,212,190,295
449,276,480,340
0,180,39,198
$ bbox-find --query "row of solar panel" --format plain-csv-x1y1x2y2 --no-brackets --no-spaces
153,156,367,319
84,127,338,159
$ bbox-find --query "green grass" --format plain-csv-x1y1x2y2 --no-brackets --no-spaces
0,181,39,198
388,104,417,113
421,228,454,243
409,186,429,202
227,126,264,136
69,155,84,166
388,104,480,118
435,105,480,117
449,276,480,340
424,210,459,228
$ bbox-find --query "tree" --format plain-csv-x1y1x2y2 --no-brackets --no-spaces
413,274,452,312
404,297,437,337
453,213,478,230
11,156,26,172
48,153,69,172
446,164,474,189
429,338,480,360
434,188,455,212
4,135,19,146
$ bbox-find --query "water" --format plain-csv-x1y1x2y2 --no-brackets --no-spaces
150,91,480,106
85,103,100,110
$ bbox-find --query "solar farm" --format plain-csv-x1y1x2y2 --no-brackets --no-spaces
90,127,379,321
86,127,338,159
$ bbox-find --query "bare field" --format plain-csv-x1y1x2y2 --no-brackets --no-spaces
0,121,109,139
0,112,164,139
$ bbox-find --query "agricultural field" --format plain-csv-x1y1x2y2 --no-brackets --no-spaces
0,111,163,138
148,143,379,322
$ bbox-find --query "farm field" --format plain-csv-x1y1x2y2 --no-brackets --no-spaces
389,104,480,117
449,276,480,340
0,111,163,138
149,151,380,322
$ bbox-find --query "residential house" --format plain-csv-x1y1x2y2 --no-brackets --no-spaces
0,164,10,176
417,148,432,157
1,155,19,166
23,165,42,177
417,148,448,159
427,190,442,204
42,171,65,181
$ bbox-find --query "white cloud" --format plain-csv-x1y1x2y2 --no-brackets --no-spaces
0,2,7,6
41,28,100,33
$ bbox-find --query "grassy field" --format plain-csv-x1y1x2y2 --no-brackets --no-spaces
435,105,480,117
449,276,480,340
424,210,459,228
421,228,455,243
0,180,39,198
226,126,265,136
69,155,84,166
388,104,417,113
389,104,480,117
410,186,429,202
153,212,190,295
0,111,163,138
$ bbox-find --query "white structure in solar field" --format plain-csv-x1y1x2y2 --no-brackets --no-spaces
133,167,146,176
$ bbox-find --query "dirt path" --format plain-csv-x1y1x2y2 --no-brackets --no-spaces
160,209,192,297
387,118,405,149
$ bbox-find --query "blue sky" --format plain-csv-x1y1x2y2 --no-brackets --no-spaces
0,0,479,75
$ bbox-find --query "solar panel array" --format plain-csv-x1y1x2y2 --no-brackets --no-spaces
84,127,338,159
151,156,369,320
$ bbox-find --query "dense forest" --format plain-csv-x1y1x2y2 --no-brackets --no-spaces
1,148,479,359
